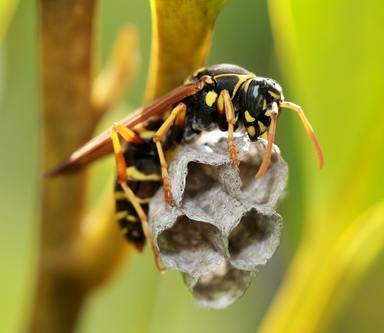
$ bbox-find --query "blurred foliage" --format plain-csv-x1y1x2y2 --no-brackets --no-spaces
258,0,384,332
0,0,18,41
1,0,384,333
0,0,18,107
0,1,38,332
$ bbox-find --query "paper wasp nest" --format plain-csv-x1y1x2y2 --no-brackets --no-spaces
149,131,288,308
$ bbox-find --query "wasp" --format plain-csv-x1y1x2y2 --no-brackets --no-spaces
47,64,323,271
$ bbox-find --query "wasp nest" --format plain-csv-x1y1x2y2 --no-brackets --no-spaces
149,131,288,308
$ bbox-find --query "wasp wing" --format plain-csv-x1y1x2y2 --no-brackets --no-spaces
46,81,204,176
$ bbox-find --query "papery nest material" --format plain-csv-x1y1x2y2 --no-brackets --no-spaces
149,130,288,308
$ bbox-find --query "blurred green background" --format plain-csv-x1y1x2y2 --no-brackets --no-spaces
1,0,384,333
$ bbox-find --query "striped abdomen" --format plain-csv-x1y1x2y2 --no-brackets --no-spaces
114,140,162,250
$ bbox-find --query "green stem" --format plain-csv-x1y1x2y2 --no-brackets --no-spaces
27,1,97,332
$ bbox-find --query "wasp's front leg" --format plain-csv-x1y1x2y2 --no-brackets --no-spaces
153,103,187,206
217,89,240,165
111,123,164,272
255,103,279,178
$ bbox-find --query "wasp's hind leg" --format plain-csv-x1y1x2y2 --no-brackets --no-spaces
111,123,164,272
153,103,187,206
217,90,240,165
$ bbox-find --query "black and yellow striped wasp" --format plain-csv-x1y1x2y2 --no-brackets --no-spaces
47,64,323,271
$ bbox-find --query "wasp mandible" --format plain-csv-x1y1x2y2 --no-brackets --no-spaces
47,64,323,271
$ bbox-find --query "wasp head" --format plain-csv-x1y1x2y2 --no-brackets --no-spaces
240,76,323,177
239,77,283,140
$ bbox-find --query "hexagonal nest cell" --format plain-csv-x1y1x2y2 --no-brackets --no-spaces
149,130,288,308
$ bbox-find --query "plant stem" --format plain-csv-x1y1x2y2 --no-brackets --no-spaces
27,1,97,332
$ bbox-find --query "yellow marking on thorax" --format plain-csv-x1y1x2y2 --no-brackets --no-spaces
247,126,256,137
244,110,255,122
265,110,272,117
126,166,162,181
205,91,218,107
212,73,235,79
213,73,256,98
243,78,253,93
232,75,256,98
258,121,267,132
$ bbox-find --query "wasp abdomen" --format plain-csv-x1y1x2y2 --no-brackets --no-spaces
114,141,162,250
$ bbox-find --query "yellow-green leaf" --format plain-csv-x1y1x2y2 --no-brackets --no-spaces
146,0,227,100
257,201,384,333
268,0,384,226
259,0,384,332
0,0,19,41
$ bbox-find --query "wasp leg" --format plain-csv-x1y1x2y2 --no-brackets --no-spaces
280,101,324,169
111,123,164,272
255,102,278,178
111,122,143,182
153,103,187,206
218,90,240,165
119,182,164,272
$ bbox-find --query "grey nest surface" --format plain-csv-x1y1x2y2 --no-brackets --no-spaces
148,130,288,308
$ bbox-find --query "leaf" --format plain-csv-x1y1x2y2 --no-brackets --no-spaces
257,201,384,333
268,0,384,227
258,0,384,332
145,0,227,100
0,0,18,105
0,0,19,41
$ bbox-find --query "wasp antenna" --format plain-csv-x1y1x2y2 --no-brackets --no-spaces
256,103,278,178
280,101,324,169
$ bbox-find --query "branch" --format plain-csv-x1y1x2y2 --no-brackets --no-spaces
92,25,139,120
28,1,97,332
